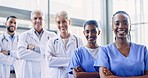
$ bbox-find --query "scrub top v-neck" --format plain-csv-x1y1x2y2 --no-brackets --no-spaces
94,42,148,77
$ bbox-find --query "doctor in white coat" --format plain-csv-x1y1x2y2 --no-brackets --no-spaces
46,11,83,78
0,16,18,78
17,10,56,78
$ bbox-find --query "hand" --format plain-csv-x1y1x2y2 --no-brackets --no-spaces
103,68,113,76
75,66,84,72
1,50,10,55
27,44,35,50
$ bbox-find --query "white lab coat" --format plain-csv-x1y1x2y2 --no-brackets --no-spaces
17,28,56,78
0,32,19,78
46,34,83,78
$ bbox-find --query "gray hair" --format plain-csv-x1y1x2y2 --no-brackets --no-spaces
30,10,45,20
55,10,69,20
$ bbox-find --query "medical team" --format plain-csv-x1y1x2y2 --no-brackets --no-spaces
0,10,148,78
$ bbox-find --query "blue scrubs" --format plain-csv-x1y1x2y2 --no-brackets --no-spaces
94,42,148,77
69,46,99,74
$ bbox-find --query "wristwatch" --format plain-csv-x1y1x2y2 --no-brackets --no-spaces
32,46,35,50
8,50,10,55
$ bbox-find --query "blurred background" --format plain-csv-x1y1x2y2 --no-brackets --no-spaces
0,0,148,46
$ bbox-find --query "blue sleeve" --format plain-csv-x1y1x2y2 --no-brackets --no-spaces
94,47,110,69
144,46,148,70
68,49,81,74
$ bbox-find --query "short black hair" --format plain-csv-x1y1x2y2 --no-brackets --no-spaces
83,20,99,30
6,16,17,21
112,11,130,20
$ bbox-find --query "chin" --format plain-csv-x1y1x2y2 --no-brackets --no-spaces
117,37,126,39
61,30,67,33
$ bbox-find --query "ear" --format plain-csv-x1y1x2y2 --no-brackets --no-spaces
83,31,85,35
4,22,7,26
4,22,7,27
68,20,71,25
129,25,131,31
98,30,100,35
31,19,33,23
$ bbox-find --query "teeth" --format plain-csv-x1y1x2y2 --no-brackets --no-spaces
118,30,125,34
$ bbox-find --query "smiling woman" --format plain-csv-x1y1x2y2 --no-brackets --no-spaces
112,11,131,41
94,11,148,78
68,20,101,78
46,10,83,78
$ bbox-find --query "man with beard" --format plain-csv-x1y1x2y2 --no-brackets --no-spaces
0,16,18,78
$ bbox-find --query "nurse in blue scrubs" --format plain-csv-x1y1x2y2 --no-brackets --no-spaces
68,20,101,78
94,11,148,78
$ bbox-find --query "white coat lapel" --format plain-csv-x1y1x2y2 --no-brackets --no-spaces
57,34,64,46
3,32,10,50
66,34,75,48
29,28,39,43
4,32,10,42
40,30,49,43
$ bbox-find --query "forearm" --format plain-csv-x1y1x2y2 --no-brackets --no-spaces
0,53,14,65
48,56,70,67
100,67,148,78
18,47,43,61
109,75,148,78
74,72,99,78
10,50,18,58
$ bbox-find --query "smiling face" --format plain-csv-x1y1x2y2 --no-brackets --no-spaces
31,11,44,32
83,24,100,44
55,15,70,34
5,17,17,33
112,13,131,39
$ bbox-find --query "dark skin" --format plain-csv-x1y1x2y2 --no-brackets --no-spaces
72,24,100,78
99,13,148,78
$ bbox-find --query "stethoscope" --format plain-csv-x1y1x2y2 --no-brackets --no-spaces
1,33,19,44
1,33,8,43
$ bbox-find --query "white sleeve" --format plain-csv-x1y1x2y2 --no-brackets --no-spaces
46,39,70,68
10,50,18,58
17,33,43,62
0,39,15,65
0,53,15,65
48,56,70,68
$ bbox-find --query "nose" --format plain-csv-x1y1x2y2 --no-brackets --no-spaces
36,18,40,22
88,31,93,36
59,22,64,27
11,22,16,26
118,23,124,28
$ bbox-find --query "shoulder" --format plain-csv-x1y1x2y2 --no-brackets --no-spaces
74,46,86,54
19,30,31,38
130,42,147,51
100,43,114,50
48,36,59,44
72,35,82,40
71,34,83,46
131,42,146,48
44,30,57,38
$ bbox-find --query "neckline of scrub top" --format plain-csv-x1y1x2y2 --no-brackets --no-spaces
112,42,132,59
84,46,100,59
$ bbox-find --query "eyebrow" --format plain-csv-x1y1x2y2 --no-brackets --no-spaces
114,19,128,22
